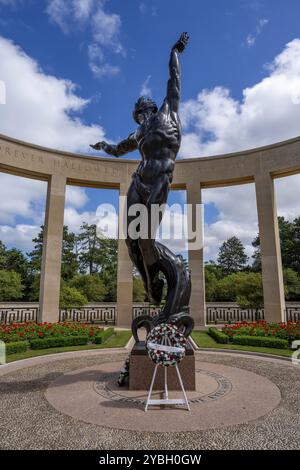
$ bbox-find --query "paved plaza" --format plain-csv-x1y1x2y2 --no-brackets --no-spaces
0,348,299,450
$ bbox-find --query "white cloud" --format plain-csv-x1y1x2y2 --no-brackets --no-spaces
180,39,300,263
139,2,157,16
202,184,258,262
245,18,269,48
0,224,41,252
180,38,300,158
64,205,118,239
140,75,151,97
88,4,123,77
0,176,90,252
246,35,256,48
0,79,6,104
0,173,46,225
46,0,72,33
65,186,89,208
63,206,97,232
202,175,300,263
73,0,94,22
0,36,105,151
46,0,94,33
46,0,123,78
0,173,47,251
139,2,146,14
91,5,123,53
275,175,300,221
88,43,120,78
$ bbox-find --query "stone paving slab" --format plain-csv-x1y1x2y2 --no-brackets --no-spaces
0,350,299,450
45,360,281,432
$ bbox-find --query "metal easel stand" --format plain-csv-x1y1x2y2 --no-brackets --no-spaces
145,336,190,412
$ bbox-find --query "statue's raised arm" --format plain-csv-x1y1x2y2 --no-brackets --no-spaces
90,132,137,157
161,32,189,115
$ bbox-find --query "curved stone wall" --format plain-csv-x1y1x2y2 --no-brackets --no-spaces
1,132,300,326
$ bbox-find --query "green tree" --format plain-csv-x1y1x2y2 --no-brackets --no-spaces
215,274,237,301
61,226,79,281
283,268,300,300
6,248,32,298
0,243,31,299
77,223,118,276
97,238,118,302
4,247,27,275
205,264,223,302
77,223,101,274
234,272,264,312
251,217,300,275
216,271,263,307
27,274,40,301
217,236,249,275
0,241,7,268
59,285,87,309
69,274,107,302
101,269,117,301
27,225,79,280
205,262,224,279
279,217,298,273
27,227,43,274
251,234,261,272
0,270,24,301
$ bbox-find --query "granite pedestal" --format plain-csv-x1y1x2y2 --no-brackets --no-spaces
129,341,196,391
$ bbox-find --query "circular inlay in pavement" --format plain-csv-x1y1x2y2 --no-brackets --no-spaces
45,360,281,432
94,368,232,404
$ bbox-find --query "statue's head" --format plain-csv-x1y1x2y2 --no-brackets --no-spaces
133,96,158,124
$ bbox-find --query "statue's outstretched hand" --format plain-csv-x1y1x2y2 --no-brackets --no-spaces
173,32,189,53
90,141,107,151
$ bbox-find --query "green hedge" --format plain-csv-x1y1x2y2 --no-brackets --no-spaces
30,335,89,350
3,328,116,353
5,341,29,355
208,327,229,344
94,327,114,345
232,335,288,349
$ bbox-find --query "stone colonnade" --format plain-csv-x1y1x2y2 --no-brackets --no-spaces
1,133,300,327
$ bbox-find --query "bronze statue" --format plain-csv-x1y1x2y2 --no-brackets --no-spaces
91,33,194,338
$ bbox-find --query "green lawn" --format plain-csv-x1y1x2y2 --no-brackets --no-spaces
191,331,294,358
5,330,132,363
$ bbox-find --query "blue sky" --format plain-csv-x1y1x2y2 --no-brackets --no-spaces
1,0,300,148
1,0,300,261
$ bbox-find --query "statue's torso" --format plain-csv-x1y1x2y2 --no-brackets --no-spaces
135,111,181,184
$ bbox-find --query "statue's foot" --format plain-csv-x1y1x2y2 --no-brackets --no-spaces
150,277,164,305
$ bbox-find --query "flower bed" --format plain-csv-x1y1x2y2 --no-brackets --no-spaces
0,322,104,343
223,321,300,343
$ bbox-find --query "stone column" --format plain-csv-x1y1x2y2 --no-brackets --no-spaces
186,183,206,327
255,173,285,322
39,174,66,323
116,182,133,328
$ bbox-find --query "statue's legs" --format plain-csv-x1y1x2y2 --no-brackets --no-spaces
127,173,192,334
137,174,170,304
125,179,150,295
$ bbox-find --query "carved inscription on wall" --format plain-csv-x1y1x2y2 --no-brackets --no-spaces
0,141,123,180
